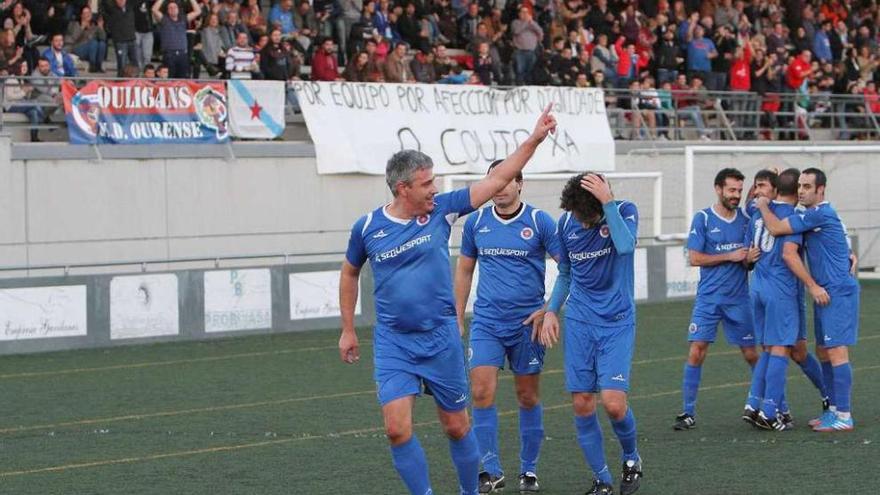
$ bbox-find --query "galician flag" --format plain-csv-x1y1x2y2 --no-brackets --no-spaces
228,80,286,139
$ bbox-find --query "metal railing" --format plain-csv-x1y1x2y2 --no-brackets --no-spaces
2,76,880,142
600,88,880,141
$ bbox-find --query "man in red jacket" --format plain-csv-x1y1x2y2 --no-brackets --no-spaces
729,37,753,137
786,49,813,91
312,37,342,81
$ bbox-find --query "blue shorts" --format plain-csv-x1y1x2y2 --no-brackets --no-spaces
814,287,860,347
750,287,799,347
688,296,755,346
469,321,545,375
373,322,470,412
564,317,635,393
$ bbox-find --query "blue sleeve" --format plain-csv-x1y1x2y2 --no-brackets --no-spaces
437,187,475,217
460,212,478,258
344,216,368,268
782,233,802,247
604,201,637,255
686,212,706,252
547,259,570,313
787,207,824,234
538,211,563,259
708,39,717,51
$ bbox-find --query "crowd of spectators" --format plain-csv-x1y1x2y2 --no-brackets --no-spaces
1,0,879,140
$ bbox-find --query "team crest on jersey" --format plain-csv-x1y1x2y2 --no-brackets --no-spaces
688,323,698,334
520,227,534,240
416,214,430,226
599,225,610,238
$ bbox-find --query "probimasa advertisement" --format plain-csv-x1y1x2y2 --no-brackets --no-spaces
204,269,272,332
62,80,229,144
291,81,615,175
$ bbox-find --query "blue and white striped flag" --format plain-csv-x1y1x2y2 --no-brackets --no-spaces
228,80,286,139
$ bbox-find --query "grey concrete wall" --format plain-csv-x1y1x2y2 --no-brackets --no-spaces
1,137,878,274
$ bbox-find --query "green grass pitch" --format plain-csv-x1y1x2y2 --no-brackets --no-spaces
1,282,877,494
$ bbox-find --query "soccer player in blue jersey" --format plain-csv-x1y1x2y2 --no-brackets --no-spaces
753,168,860,432
338,106,557,495
538,173,642,495
744,168,812,430
454,162,563,493
741,169,829,429
672,168,760,430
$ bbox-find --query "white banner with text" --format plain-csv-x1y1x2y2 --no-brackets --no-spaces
291,82,614,175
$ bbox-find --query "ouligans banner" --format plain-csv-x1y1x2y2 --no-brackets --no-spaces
290,81,615,175
62,80,229,144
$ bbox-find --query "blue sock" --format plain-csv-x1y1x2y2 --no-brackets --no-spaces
747,352,770,410
832,362,853,413
798,352,828,399
449,429,481,495
682,363,702,416
762,355,789,417
472,406,502,476
391,436,432,495
821,360,835,405
519,404,544,474
610,408,639,463
574,414,612,485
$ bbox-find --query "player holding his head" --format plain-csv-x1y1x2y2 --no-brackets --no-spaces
454,161,563,493
338,107,556,495
754,168,860,431
673,168,760,430
538,174,643,495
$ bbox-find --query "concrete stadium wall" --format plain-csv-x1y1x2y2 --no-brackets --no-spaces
0,245,699,355
1,137,878,274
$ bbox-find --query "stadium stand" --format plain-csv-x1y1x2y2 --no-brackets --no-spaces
1,0,879,141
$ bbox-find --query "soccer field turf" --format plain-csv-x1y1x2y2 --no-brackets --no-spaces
1,282,878,494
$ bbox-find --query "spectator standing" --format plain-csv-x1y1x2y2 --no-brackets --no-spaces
511,5,542,84
813,20,832,63
655,28,682,85
105,0,140,76
134,0,154,69
591,32,618,83
458,2,480,48
152,0,202,78
686,24,717,82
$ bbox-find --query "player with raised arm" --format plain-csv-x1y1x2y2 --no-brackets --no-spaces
454,161,563,493
338,106,557,495
753,168,860,432
538,174,642,495
672,168,759,430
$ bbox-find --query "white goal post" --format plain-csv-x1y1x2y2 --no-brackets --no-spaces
682,144,880,238
442,172,664,238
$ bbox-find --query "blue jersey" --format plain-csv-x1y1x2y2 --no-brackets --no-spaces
345,188,474,332
788,202,858,293
556,201,638,327
461,204,563,326
687,206,750,301
748,201,801,297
